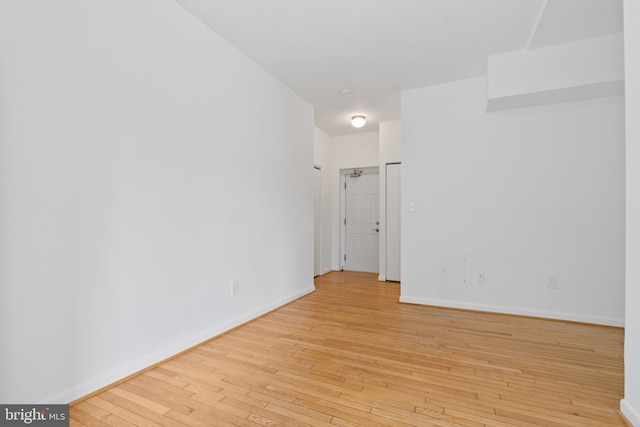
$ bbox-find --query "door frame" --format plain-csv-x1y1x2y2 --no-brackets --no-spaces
339,166,379,271
314,165,322,277
385,162,401,282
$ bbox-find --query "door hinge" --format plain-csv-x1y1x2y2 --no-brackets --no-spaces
344,254,346,261
344,218,346,225
344,182,347,189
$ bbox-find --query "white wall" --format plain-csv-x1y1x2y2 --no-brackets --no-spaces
622,0,640,423
379,121,402,165
333,132,380,170
0,0,314,403
378,121,402,281
314,128,334,274
401,76,625,326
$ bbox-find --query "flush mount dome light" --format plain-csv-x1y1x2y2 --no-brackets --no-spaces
351,115,366,128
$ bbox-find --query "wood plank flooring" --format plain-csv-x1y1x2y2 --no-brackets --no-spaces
71,271,625,426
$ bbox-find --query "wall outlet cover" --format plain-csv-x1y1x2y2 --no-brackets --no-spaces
232,280,240,296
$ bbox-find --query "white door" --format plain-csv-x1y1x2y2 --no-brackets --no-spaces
345,171,379,272
386,163,401,281
314,166,322,277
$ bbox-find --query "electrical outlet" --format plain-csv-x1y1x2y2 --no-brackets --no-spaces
231,280,240,296
477,272,486,283
547,275,558,290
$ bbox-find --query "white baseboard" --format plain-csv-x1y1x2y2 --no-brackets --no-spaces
45,286,316,404
378,275,386,281
621,399,640,426
399,295,625,327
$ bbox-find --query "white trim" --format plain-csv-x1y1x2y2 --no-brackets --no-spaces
43,286,316,404
621,399,640,426
313,165,323,277
378,275,386,281
399,295,625,327
383,162,402,283
339,172,347,271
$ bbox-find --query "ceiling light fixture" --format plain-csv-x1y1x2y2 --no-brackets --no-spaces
351,115,366,128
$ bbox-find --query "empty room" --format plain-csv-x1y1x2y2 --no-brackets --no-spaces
1,0,639,426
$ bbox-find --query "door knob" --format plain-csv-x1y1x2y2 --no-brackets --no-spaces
373,228,379,232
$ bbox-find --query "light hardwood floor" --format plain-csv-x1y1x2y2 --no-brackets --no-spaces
71,271,625,426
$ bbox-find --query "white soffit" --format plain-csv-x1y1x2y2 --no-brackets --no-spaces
528,0,623,49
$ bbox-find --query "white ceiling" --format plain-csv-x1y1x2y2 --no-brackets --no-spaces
174,0,623,136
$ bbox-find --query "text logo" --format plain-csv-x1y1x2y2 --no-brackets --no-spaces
1,405,68,426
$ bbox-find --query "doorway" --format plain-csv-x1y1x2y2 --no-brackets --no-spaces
386,163,401,281
314,166,322,277
342,168,379,272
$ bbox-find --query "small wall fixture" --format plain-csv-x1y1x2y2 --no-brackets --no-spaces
351,115,366,128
